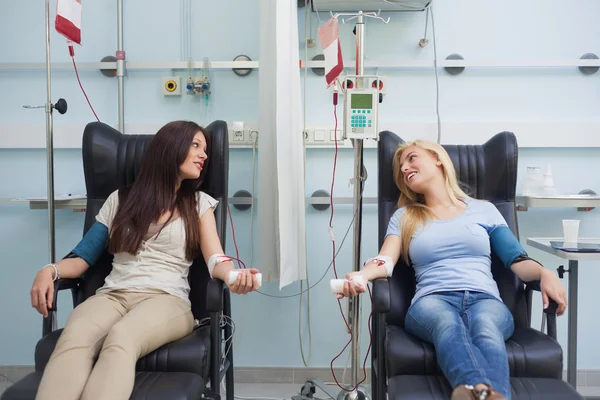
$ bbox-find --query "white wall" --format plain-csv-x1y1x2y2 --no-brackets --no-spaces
1,0,599,370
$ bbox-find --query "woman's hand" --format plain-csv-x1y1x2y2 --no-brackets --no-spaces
335,271,368,300
227,268,261,295
30,266,55,318
540,269,568,316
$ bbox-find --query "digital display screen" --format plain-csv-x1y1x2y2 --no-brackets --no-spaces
351,94,372,109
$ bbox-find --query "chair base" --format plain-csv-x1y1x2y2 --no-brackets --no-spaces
387,375,583,400
292,379,371,400
1,371,205,400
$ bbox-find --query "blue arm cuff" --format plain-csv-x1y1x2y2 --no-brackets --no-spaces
71,222,109,266
489,225,528,268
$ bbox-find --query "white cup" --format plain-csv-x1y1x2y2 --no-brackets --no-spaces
562,219,580,244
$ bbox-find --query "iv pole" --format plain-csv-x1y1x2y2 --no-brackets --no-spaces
344,11,389,400
45,0,56,265
24,0,68,273
293,10,388,400
42,0,69,265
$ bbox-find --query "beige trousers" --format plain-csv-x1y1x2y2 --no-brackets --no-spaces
35,290,194,400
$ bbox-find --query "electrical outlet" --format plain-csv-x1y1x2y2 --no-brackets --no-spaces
249,130,259,144
162,76,181,96
232,130,245,142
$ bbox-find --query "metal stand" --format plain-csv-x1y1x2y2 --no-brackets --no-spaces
117,0,125,132
44,0,56,264
295,11,389,400
556,261,579,388
558,261,579,388
567,260,578,388
346,12,369,400
23,1,68,267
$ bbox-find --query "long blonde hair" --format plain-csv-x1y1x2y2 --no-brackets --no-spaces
392,140,470,263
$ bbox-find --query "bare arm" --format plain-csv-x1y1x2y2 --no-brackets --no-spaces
339,234,402,299
360,234,402,281
199,207,259,294
511,259,568,315
198,208,235,282
31,257,89,317
510,259,544,282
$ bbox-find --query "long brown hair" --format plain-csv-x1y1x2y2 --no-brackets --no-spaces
108,121,211,261
392,140,470,263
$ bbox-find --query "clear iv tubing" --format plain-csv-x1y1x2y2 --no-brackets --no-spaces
227,204,243,269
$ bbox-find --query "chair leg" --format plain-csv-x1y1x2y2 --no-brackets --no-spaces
226,355,234,400
210,311,222,398
224,290,234,400
371,314,378,400
375,313,387,400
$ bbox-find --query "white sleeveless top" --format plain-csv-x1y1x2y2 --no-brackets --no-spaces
95,189,218,305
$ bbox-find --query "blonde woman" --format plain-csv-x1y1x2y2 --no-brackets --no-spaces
339,140,567,400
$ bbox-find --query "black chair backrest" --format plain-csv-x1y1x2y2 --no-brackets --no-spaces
377,131,531,330
78,120,229,321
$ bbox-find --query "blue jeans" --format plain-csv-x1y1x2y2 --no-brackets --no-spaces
405,291,514,399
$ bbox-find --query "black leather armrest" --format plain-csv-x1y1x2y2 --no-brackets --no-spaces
48,278,82,311
43,278,82,337
525,280,558,314
525,280,558,340
373,278,390,313
206,278,226,312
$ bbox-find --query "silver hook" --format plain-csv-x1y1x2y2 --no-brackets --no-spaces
342,10,362,24
331,10,390,24
366,10,391,24
330,11,359,23
375,15,391,24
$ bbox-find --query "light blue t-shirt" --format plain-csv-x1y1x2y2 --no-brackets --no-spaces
385,198,508,305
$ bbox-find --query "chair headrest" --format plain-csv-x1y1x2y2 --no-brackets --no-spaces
377,131,518,203
82,120,229,201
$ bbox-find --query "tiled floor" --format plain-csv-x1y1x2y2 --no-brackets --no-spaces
1,382,600,399
0,382,12,396
229,384,600,400
226,383,351,399
579,386,600,399
0,382,343,399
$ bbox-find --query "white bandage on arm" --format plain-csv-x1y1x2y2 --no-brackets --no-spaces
364,255,394,277
207,253,231,278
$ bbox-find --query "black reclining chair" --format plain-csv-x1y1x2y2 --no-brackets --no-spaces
370,131,582,400
2,120,234,400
